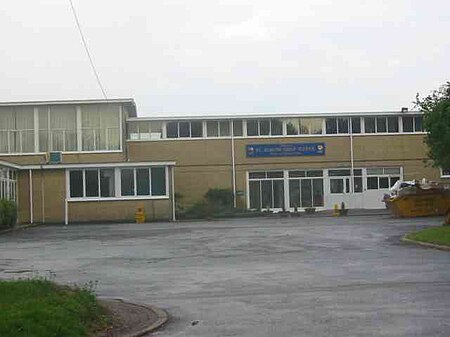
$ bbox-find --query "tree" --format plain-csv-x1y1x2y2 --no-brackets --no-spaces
414,81,450,169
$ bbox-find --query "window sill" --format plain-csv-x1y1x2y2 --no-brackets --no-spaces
67,196,169,202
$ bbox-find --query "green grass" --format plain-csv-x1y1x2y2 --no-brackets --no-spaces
0,279,108,337
406,226,450,247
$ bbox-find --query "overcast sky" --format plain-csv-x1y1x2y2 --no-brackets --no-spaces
1,0,449,116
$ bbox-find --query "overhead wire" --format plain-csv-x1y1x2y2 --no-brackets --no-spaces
68,0,108,99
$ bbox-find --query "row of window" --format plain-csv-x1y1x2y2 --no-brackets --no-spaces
0,168,17,201
0,105,121,154
127,115,424,140
69,167,167,199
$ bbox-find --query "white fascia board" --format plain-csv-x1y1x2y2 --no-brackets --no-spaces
128,110,423,122
22,161,176,170
0,160,22,169
0,98,136,107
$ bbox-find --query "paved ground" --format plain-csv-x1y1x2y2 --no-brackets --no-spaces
1,215,450,336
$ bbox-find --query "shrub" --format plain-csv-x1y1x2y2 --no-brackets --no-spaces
0,199,17,229
205,188,233,209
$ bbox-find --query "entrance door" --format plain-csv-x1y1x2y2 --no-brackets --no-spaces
325,169,363,209
362,167,401,209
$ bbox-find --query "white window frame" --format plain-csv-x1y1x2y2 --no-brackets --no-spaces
441,168,450,178
67,166,169,201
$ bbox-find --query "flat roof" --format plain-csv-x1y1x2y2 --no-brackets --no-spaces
0,98,137,117
128,110,422,122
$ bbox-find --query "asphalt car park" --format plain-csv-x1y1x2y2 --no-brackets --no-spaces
1,215,449,336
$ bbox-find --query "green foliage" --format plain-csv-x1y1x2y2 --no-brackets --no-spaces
178,188,234,219
204,188,233,208
0,199,17,229
0,279,107,337
414,81,450,169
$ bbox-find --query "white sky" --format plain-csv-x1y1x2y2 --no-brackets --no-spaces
1,0,449,116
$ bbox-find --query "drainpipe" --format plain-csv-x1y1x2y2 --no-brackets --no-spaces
231,120,237,208
171,166,176,221
349,118,355,195
29,169,33,224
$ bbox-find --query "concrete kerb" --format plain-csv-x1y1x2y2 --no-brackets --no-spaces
401,235,450,251
0,223,40,235
100,298,169,337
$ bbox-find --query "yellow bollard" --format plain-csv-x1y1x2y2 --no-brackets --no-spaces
333,204,340,216
135,206,146,224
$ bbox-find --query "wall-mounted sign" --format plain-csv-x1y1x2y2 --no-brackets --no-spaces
246,143,325,158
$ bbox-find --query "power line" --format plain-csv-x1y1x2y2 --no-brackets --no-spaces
68,0,108,99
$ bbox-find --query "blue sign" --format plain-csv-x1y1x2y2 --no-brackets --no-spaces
246,143,325,158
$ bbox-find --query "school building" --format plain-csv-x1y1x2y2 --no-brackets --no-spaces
0,98,447,224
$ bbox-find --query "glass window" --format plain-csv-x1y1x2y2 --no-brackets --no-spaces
271,119,283,135
376,117,387,133
191,121,203,137
312,179,324,207
219,121,230,137
85,169,99,197
402,116,413,132
151,167,166,196
260,120,270,135
310,118,323,134
441,169,450,177
207,121,219,137
233,120,243,136
387,117,399,133
136,168,150,196
121,169,135,196
289,180,300,208
267,171,283,178
150,122,163,139
329,169,351,176
273,180,284,208
301,179,313,207
338,118,349,134
289,170,305,178
100,169,115,197
367,177,378,190
353,176,363,193
307,170,323,177
179,122,190,137
247,120,258,136
390,176,400,187
249,172,266,179
128,123,139,140
364,117,376,133
383,167,401,174
326,118,337,134
261,180,273,208
286,119,299,135
166,122,178,138
69,170,83,198
379,177,389,189
330,179,344,193
81,104,118,151
367,168,383,175
351,117,361,133
298,118,309,134
414,116,423,132
249,180,261,209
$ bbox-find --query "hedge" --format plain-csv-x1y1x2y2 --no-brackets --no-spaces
0,199,17,229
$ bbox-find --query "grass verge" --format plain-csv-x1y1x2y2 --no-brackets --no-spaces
406,226,450,247
0,279,108,337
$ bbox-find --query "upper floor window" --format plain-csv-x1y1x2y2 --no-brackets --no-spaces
207,121,230,137
247,119,282,136
325,117,349,134
167,121,203,138
286,118,323,135
0,106,35,153
441,168,450,178
364,116,399,134
402,116,423,132
128,121,163,140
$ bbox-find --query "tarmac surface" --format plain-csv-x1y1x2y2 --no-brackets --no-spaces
1,214,450,336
